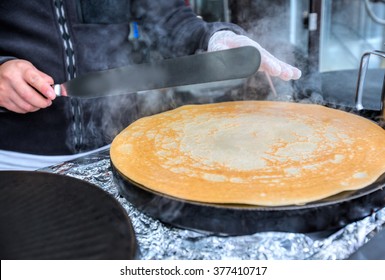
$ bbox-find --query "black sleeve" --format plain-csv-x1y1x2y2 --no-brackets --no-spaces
131,0,245,58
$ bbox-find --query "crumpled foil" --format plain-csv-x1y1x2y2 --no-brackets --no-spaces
41,148,385,260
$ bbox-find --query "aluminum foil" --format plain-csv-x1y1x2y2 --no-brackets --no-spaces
41,148,385,260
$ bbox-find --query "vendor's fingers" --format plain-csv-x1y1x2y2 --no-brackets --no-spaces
277,62,294,81
261,52,302,81
277,62,302,81
259,53,282,77
24,68,56,100
207,34,302,81
7,93,41,114
291,67,302,80
11,81,53,111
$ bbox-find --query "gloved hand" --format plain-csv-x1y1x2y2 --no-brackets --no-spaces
208,31,302,81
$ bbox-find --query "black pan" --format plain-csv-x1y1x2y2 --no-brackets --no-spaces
289,68,384,128
112,164,385,236
112,74,385,236
0,171,137,259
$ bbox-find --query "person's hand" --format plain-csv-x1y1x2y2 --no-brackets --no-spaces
0,59,56,113
208,31,302,81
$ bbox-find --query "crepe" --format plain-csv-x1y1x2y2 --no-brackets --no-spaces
110,101,385,206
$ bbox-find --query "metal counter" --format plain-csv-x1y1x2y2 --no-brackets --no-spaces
41,148,385,260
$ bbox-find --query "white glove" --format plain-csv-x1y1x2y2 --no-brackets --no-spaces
208,31,302,81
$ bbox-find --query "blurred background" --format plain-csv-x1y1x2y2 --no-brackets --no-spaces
134,0,385,117
188,0,385,72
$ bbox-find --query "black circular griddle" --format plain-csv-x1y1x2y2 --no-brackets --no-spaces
321,69,383,111
112,164,385,236
0,171,137,260
292,68,383,121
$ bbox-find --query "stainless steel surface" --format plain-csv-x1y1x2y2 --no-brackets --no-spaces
364,0,385,26
53,47,261,99
355,50,385,117
41,149,385,260
190,0,230,22
319,0,385,72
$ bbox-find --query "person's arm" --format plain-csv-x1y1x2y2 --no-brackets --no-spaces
131,0,300,81
131,0,245,57
0,59,56,113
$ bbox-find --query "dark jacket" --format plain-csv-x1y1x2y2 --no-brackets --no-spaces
0,0,244,155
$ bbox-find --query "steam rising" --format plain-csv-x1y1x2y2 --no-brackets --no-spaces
75,2,331,152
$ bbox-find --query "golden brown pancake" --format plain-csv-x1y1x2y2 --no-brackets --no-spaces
110,101,385,206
